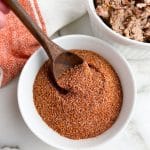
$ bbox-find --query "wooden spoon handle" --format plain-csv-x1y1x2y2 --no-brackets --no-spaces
4,0,63,60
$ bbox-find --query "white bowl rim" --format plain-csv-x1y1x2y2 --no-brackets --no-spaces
87,0,150,46
18,34,136,150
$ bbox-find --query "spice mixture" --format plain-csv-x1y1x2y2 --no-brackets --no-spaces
33,50,123,139
95,0,150,42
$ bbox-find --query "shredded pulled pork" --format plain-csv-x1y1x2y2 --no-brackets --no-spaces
95,0,150,42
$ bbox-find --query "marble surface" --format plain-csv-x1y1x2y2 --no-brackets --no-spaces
0,14,150,150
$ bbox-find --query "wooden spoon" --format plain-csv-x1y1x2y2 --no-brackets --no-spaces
4,0,83,89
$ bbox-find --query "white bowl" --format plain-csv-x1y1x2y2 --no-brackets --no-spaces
86,0,150,52
18,35,136,150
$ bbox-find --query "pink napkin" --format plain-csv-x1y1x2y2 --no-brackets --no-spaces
0,0,46,87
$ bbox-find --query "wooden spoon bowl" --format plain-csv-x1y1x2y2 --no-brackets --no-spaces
4,0,83,89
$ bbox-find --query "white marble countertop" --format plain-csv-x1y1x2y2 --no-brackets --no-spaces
0,14,150,150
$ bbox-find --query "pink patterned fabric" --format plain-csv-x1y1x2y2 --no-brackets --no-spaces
0,0,45,87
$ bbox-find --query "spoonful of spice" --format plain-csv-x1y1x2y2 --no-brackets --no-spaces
4,0,83,90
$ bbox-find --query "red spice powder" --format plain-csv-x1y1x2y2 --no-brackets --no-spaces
33,50,123,139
